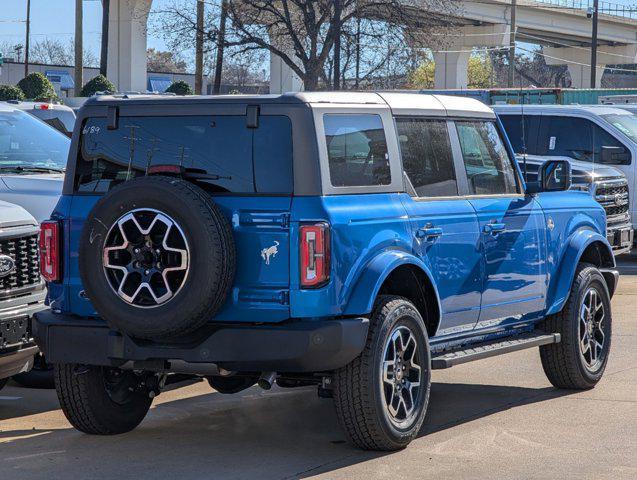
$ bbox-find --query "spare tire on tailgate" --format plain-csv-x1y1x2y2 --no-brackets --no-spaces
79,176,235,340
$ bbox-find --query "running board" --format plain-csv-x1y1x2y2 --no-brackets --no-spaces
431,332,561,370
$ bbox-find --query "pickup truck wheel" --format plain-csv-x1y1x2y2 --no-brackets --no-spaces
540,263,612,390
333,296,431,451
55,364,153,435
13,353,54,389
79,176,235,340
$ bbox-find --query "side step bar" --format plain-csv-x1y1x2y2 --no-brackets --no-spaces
431,332,561,370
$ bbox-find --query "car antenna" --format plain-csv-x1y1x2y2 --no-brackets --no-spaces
520,87,528,181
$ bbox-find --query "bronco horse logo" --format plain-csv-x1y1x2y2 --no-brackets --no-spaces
261,241,280,265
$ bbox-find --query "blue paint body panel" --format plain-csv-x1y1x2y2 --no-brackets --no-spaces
50,182,611,341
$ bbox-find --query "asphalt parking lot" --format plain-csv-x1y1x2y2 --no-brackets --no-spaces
1,260,636,480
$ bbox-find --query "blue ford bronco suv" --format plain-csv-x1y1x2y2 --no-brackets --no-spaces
34,92,618,451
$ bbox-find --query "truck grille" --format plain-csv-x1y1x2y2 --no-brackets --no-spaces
595,181,629,220
0,234,41,291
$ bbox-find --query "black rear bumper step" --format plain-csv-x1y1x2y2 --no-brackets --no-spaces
431,332,561,370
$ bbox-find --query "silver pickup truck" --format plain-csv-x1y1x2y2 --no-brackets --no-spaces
0,201,46,390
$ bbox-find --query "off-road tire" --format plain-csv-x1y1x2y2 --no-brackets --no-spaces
79,175,235,340
55,364,153,435
540,263,612,390
333,296,431,451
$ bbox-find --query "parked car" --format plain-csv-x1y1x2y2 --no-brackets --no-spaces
0,103,66,223
35,92,617,451
495,104,635,254
0,102,67,388
0,201,47,391
3,100,76,137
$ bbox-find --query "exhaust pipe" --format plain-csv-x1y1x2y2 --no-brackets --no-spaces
257,371,277,390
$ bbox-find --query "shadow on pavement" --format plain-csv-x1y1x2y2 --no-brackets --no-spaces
0,380,574,480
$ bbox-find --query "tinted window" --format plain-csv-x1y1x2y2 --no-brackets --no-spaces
75,115,293,193
0,109,69,171
499,114,535,155
324,114,390,187
396,118,457,197
456,121,518,195
540,116,628,164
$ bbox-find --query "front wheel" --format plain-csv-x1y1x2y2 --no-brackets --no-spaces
333,296,431,451
540,263,612,390
55,364,153,435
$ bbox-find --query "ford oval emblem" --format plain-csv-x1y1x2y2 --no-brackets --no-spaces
0,254,16,278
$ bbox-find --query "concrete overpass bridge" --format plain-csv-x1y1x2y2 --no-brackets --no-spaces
104,0,637,93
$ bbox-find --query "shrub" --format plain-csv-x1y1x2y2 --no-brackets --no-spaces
80,74,115,97
17,72,57,101
165,80,193,96
0,85,25,101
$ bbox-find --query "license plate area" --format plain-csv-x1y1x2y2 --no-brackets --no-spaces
0,317,29,349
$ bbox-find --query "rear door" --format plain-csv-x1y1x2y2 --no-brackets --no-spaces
397,117,482,335
71,108,293,322
453,119,547,327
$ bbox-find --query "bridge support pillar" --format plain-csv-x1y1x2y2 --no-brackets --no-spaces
269,27,303,94
544,45,637,89
431,25,509,89
106,0,153,93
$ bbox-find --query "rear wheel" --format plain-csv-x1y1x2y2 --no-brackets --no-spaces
334,296,431,451
540,263,612,390
55,364,153,435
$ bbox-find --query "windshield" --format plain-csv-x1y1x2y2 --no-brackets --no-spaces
0,109,69,172
601,113,637,143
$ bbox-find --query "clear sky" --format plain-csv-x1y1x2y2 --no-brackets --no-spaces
1,0,636,68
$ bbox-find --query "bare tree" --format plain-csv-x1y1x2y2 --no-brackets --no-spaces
147,48,188,73
30,38,98,68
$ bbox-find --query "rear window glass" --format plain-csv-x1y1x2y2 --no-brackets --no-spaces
75,115,293,194
324,114,391,187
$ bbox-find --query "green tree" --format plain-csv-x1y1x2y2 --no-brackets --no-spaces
17,72,57,101
80,74,116,97
409,59,435,89
0,85,25,101
467,54,493,89
165,80,193,95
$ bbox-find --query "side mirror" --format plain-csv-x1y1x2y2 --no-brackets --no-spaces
600,146,630,165
540,160,571,192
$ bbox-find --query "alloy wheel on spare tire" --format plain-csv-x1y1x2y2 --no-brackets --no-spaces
79,176,235,340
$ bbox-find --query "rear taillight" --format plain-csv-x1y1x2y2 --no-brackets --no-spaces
40,221,60,282
300,223,330,288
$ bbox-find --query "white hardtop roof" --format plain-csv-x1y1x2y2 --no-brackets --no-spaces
493,104,634,116
294,91,495,118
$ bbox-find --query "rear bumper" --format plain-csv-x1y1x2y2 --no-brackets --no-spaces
33,311,369,373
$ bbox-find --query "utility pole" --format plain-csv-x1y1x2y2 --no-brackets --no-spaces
213,0,228,94
100,0,110,77
24,0,31,77
75,0,84,95
195,0,204,94
333,0,343,90
590,0,600,88
508,0,517,88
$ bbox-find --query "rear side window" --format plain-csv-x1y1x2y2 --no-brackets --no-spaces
75,115,293,194
456,121,519,195
396,118,457,197
323,114,391,187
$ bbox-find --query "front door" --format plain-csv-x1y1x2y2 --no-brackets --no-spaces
454,119,547,328
396,117,482,336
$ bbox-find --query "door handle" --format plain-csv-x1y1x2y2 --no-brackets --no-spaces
417,226,443,239
483,222,506,235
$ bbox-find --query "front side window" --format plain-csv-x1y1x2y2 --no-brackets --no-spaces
324,114,391,187
541,116,628,164
396,118,457,197
0,109,69,173
456,121,518,195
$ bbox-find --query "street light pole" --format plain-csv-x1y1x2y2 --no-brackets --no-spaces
590,0,599,88
508,0,517,88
